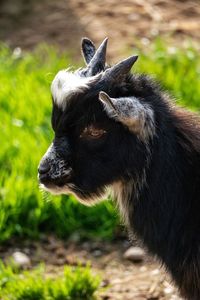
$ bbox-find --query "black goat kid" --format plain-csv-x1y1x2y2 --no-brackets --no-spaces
38,38,200,299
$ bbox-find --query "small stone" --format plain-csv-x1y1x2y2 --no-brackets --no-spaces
69,232,81,243
123,246,145,262
82,242,90,251
12,251,31,268
92,249,102,257
100,279,110,288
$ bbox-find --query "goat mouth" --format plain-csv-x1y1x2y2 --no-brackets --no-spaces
38,174,72,188
39,180,74,195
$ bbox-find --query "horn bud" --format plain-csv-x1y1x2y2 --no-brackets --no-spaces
87,37,108,76
104,55,138,82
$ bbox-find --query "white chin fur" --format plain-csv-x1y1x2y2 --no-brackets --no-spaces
40,183,68,195
40,183,108,207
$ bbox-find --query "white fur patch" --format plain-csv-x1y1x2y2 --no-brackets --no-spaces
41,182,107,207
51,70,98,110
112,147,152,225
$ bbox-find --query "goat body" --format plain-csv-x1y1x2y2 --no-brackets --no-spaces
38,38,200,299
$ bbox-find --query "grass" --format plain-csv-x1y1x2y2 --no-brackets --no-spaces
137,40,200,110
0,260,100,300
0,41,200,242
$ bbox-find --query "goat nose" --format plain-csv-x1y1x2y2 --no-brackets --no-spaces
38,160,50,175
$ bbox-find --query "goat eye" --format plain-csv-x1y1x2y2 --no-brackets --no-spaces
80,126,106,139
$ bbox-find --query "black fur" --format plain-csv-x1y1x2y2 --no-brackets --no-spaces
39,60,200,299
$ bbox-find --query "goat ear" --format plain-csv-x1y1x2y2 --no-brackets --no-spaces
81,37,96,64
99,91,155,140
99,91,117,111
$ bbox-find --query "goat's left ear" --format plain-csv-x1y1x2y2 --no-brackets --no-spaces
81,37,96,64
99,91,155,140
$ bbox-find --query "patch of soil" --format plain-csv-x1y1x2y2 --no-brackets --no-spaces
0,236,182,300
0,0,200,59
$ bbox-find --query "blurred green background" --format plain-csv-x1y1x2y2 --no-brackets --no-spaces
0,42,200,243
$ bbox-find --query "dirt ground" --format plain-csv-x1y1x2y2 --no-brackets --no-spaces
0,0,200,60
0,237,182,300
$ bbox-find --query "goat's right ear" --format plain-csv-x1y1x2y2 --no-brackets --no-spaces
81,37,96,64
